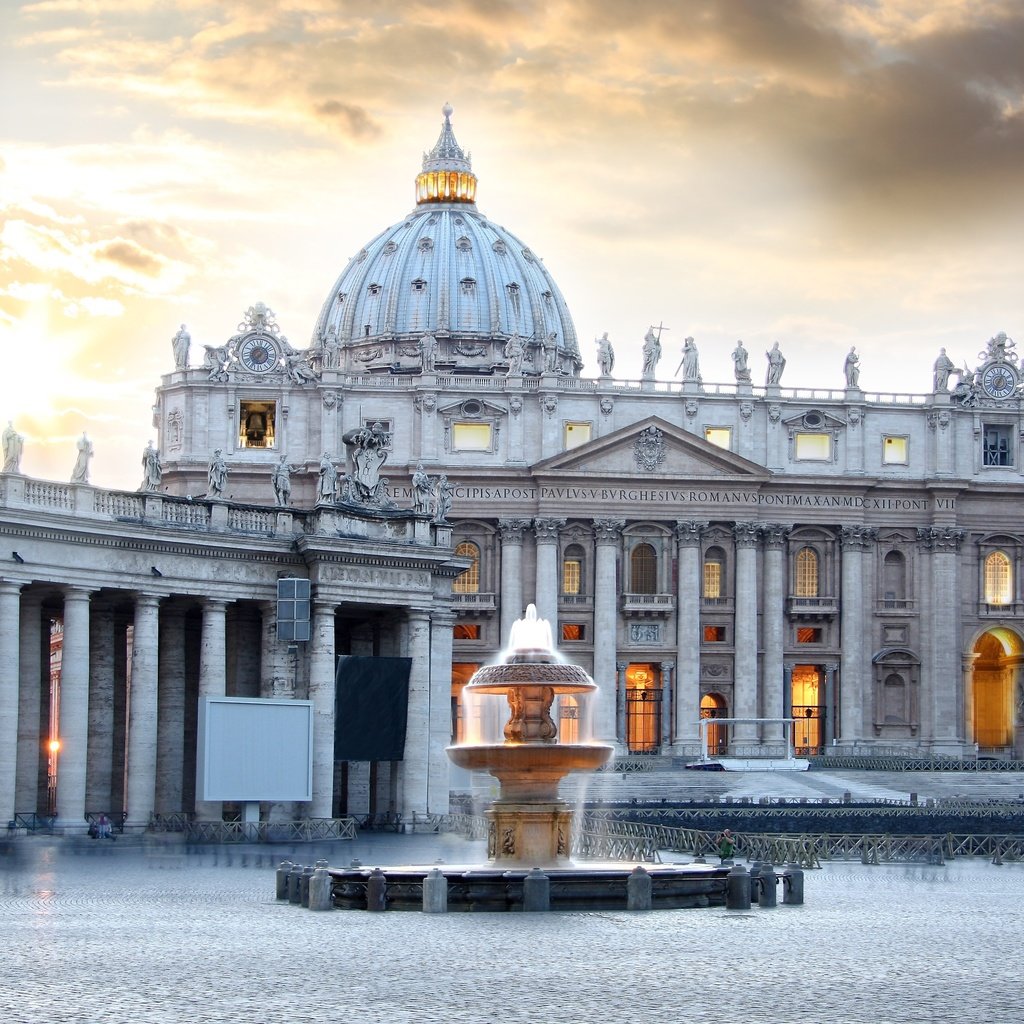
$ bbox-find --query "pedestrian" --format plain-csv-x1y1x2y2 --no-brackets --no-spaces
97,813,113,840
717,828,736,863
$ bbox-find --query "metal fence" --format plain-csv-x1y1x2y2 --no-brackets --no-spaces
183,818,357,843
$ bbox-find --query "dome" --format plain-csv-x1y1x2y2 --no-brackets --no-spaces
311,106,580,377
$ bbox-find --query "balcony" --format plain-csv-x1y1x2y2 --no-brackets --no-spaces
787,596,839,619
451,592,497,614
979,600,1024,617
621,592,675,617
876,599,916,613
701,596,735,613
558,593,593,609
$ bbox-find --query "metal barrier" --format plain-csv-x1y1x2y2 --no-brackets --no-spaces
11,813,55,833
184,818,357,844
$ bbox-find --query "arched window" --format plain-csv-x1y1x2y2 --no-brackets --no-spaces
454,541,480,594
795,547,819,598
562,544,585,595
882,550,906,604
985,551,1012,605
703,547,725,599
630,543,657,594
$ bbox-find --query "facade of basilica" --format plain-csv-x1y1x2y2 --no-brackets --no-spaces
2,106,1023,830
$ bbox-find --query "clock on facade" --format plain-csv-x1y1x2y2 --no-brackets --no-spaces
981,362,1018,400
238,336,279,372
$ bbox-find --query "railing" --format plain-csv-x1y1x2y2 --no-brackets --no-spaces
559,594,592,606
787,596,839,615
149,812,195,832
621,592,674,613
184,817,356,843
451,592,497,612
228,508,274,533
11,813,55,833
877,598,915,611
701,596,734,609
162,500,211,527
85,810,128,834
94,492,143,517
24,481,73,509
980,601,1024,616
811,752,1024,771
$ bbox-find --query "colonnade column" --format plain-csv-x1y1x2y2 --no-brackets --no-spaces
0,581,22,823
660,661,674,749
195,598,227,821
615,662,628,746
156,606,186,814
593,519,624,747
15,594,42,813
86,605,115,812
498,519,529,643
125,594,161,827
839,527,875,744
427,611,455,813
57,588,92,829
308,600,337,818
923,527,965,753
732,524,760,744
401,609,432,818
823,663,838,747
762,524,788,743
673,521,706,751
532,518,564,631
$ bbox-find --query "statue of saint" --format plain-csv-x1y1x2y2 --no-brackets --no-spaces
766,342,786,386
933,348,955,392
504,333,525,376
71,432,93,484
207,449,227,498
732,340,751,383
272,455,291,506
433,474,453,523
317,453,338,503
676,337,701,383
419,333,438,373
844,346,860,388
203,344,230,383
596,332,614,376
641,328,661,378
172,324,191,369
542,331,559,372
285,351,319,385
2,421,24,474
141,442,162,492
412,462,433,515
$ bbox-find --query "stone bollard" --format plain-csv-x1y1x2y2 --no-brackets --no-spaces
627,865,653,911
309,866,333,911
275,860,293,900
366,868,387,912
422,867,448,914
758,863,777,908
300,864,315,907
748,862,762,904
287,865,304,904
725,863,751,910
522,868,550,912
782,864,804,905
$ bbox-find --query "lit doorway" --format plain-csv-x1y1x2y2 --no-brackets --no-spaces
972,628,1023,753
700,693,728,755
791,664,824,755
625,663,662,754
450,663,480,743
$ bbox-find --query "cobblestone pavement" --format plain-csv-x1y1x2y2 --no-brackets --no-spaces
1,830,1020,1024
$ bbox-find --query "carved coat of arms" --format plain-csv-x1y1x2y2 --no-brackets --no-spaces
633,426,666,472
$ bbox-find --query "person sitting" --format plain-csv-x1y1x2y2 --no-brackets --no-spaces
717,828,736,863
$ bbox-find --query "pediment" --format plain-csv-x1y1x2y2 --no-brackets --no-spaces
532,417,770,480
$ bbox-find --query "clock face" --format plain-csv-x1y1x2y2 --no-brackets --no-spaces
981,362,1018,400
239,336,278,372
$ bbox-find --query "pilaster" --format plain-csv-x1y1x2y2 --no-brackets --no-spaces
594,518,625,746
673,520,706,749
732,522,760,742
125,594,161,827
761,524,788,741
532,518,565,630
308,600,337,818
839,526,875,743
498,518,531,643
400,609,432,819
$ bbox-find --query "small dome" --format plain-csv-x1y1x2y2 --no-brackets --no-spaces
311,107,580,377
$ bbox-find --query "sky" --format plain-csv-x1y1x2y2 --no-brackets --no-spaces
1,0,1023,489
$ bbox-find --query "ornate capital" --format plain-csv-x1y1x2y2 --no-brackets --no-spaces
593,517,625,544
533,517,566,541
761,522,789,549
824,662,839,675
674,519,709,546
917,526,965,552
498,517,532,543
733,521,760,548
840,525,878,550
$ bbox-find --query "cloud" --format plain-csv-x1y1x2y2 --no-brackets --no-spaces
312,99,379,138
94,238,165,276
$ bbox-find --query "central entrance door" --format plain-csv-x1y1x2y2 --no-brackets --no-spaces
625,662,662,754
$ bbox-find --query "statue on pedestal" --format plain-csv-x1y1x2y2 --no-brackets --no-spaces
272,455,292,506
71,432,93,484
933,348,955,392
844,346,860,388
596,332,614,376
503,333,525,377
172,324,191,369
641,327,661,379
207,449,227,498
676,337,701,383
766,342,786,386
141,442,162,492
318,453,338,503
412,462,433,515
420,333,438,373
433,474,453,523
2,421,24,474
732,340,751,383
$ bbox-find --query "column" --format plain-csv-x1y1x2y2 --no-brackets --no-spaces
15,594,42,813
532,518,564,630
125,594,161,827
401,609,432,818
924,527,966,753
57,588,91,829
498,519,529,644
194,598,227,821
823,663,838,747
156,606,186,814
673,520,705,750
839,526,875,744
615,662,628,745
428,610,455,813
259,600,292,699
86,605,115,812
0,581,22,824
308,600,336,818
732,523,760,743
762,524,788,742
593,519,624,746
660,661,674,749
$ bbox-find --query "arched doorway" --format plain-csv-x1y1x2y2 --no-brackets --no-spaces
700,693,728,756
972,628,1024,754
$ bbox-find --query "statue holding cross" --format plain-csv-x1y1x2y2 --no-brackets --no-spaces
642,322,667,380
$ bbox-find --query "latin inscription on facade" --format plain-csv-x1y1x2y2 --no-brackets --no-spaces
320,566,432,590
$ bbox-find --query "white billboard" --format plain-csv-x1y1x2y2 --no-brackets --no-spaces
196,697,313,802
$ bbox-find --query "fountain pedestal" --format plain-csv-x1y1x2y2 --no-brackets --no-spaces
487,801,572,866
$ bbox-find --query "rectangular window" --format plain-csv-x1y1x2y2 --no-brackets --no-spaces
703,625,726,643
704,427,732,450
452,422,492,451
362,418,392,432
561,624,585,641
882,436,908,465
796,627,822,643
562,560,581,595
564,422,592,449
276,577,310,642
703,561,722,599
453,623,481,640
983,424,1013,467
239,400,277,449
795,432,831,461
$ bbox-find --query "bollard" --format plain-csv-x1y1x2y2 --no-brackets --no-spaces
725,863,751,910
522,868,550,912
782,864,804,905
275,860,293,900
627,865,653,911
693,855,706,864
422,867,449,914
758,863,777,908
748,862,762,904
300,864,315,907
287,865,303,904
366,867,387,912
308,866,333,911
